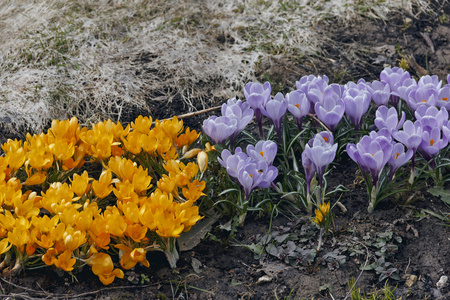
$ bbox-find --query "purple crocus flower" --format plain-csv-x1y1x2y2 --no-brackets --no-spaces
346,129,393,212
406,83,439,111
346,129,393,186
303,132,337,188
347,128,394,213
261,92,287,142
237,161,278,200
393,78,417,105
418,75,442,89
202,116,237,145
306,76,330,105
302,150,316,212
437,86,450,110
246,140,277,166
314,95,345,132
414,105,448,129
296,75,329,96
388,143,413,180
366,80,390,106
342,88,371,130
218,147,251,179
380,67,411,106
244,81,271,138
221,98,254,143
374,106,405,136
286,90,310,131
418,125,448,162
392,120,423,182
443,120,450,141
392,120,423,152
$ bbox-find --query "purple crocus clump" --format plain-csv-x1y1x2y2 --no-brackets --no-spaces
244,81,271,138
260,92,287,142
374,106,405,136
202,116,237,145
221,98,254,144
342,87,371,130
218,143,278,200
314,90,345,132
286,90,310,132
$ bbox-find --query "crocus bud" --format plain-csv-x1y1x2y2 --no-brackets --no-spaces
181,148,202,160
197,151,208,173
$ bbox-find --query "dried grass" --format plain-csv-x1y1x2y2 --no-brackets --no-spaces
0,0,431,134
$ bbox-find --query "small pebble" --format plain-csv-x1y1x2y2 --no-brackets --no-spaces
436,275,448,289
405,274,417,288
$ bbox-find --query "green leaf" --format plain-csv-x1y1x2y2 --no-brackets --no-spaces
177,213,220,251
428,186,450,204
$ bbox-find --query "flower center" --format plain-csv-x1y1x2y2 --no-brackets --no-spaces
295,104,300,108
421,100,427,103
430,139,435,146
443,97,448,101
259,151,264,156
323,137,328,142
394,152,399,159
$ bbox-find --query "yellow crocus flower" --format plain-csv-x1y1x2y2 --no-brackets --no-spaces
42,248,59,266
313,202,331,226
154,212,184,238
107,156,137,183
121,131,143,155
54,250,76,272
48,138,75,161
115,244,150,269
7,227,29,252
131,115,153,134
88,252,124,285
132,167,152,195
160,116,183,141
92,170,114,199
125,223,147,242
104,207,127,237
70,171,91,197
0,238,12,254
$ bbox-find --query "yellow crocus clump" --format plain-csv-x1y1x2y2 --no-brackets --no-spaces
0,115,207,285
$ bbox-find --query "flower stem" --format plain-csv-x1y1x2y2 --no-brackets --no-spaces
316,227,324,252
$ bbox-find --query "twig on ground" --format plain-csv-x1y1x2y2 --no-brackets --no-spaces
0,276,162,299
176,106,222,120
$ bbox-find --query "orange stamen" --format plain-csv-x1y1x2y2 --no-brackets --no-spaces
443,97,448,101
295,104,300,108
430,139,435,146
259,151,264,156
